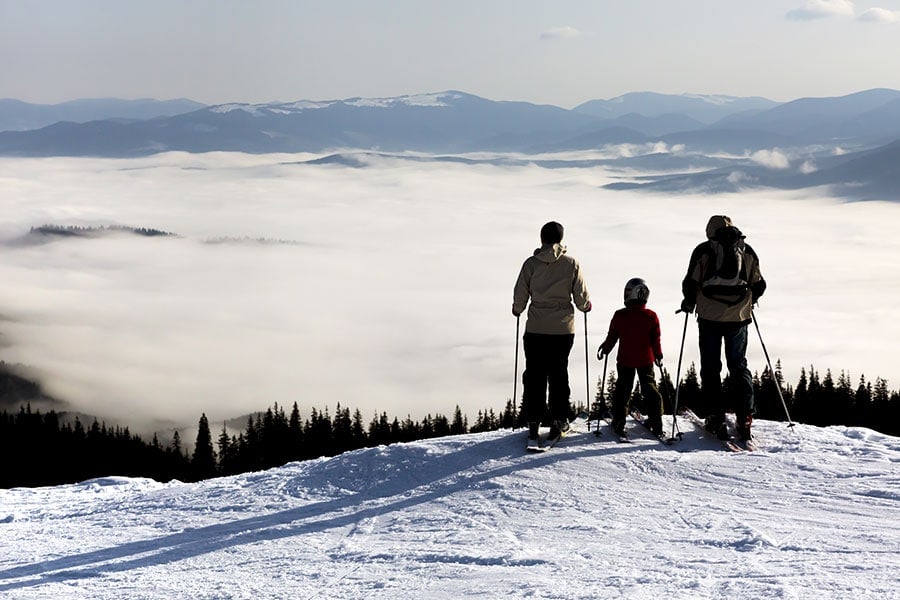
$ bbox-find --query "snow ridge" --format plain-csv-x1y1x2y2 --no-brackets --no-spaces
1,418,898,598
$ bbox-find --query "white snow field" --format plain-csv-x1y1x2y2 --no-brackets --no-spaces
2,417,899,599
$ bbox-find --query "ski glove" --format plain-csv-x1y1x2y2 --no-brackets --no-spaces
679,298,695,314
654,357,664,369
750,279,767,301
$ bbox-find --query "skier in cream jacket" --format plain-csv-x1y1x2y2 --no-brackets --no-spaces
513,221,591,441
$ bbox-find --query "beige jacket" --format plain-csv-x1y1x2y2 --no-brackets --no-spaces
513,244,591,334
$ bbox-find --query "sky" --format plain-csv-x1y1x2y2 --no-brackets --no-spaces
2,0,900,108
1,151,899,432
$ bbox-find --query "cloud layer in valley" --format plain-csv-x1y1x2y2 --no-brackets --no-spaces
1,152,899,433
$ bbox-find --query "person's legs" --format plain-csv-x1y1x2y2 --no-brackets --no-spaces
546,333,575,425
522,333,550,430
698,320,729,438
723,322,754,438
698,320,724,418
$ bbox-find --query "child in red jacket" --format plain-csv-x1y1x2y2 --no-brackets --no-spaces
598,278,664,437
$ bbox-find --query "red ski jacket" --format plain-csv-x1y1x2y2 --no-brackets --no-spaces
599,304,663,368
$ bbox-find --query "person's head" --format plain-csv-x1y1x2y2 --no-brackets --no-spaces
540,221,564,245
706,215,735,239
624,277,650,306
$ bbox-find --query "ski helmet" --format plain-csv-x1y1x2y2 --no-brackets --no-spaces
624,277,650,304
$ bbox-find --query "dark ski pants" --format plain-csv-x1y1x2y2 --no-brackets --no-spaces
611,364,663,429
522,332,574,423
698,319,754,420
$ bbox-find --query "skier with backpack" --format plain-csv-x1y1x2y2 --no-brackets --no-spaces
512,221,591,444
597,278,665,438
680,215,766,442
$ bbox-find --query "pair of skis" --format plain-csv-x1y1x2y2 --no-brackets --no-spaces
527,409,758,452
600,408,758,452
679,408,758,452
597,409,675,446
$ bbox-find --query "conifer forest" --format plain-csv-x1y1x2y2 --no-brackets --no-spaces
2,362,898,488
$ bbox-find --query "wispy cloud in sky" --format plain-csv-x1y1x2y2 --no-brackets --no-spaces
787,0,856,20
857,7,900,22
750,149,792,169
539,26,586,40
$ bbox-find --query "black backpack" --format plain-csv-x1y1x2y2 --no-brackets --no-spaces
701,226,749,305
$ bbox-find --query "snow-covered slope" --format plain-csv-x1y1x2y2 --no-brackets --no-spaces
2,417,898,599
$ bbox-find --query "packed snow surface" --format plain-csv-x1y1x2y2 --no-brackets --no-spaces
2,417,899,599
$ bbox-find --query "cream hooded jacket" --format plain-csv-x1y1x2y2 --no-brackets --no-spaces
512,243,591,335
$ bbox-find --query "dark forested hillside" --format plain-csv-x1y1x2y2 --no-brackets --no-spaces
2,363,897,489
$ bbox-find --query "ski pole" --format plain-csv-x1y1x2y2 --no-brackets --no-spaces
752,311,796,431
656,359,682,441
669,310,689,440
513,315,520,430
583,311,590,416
595,348,608,436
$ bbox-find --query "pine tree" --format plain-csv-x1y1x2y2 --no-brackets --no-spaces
351,409,367,447
217,424,236,475
192,413,217,480
288,402,303,460
450,406,467,435
500,399,517,429
679,363,702,414
332,404,354,454
835,371,855,425
854,376,872,425
793,367,809,422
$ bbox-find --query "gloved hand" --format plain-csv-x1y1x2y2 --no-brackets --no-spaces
583,301,592,313
750,280,766,304
512,307,521,317
596,345,608,361
654,357,664,369
679,298,695,314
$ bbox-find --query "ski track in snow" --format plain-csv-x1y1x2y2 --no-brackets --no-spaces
1,419,899,599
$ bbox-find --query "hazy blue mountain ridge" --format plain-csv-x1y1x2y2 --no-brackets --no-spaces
1,89,899,199
573,91,779,123
3,89,900,156
605,137,900,200
0,98,206,132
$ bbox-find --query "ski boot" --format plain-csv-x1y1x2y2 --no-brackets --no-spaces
647,419,664,438
736,414,753,442
704,414,731,441
547,419,569,440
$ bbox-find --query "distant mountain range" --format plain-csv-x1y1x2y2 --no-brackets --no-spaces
1,89,899,199
0,98,206,132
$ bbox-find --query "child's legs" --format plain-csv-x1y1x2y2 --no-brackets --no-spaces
637,365,664,424
612,365,636,428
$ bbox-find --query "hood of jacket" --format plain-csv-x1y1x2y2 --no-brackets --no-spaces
533,243,566,263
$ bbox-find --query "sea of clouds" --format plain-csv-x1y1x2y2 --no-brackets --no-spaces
1,151,898,432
